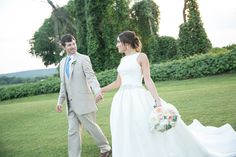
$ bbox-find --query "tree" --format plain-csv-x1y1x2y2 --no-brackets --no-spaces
131,0,160,56
47,0,77,42
178,0,212,57
183,0,187,23
74,0,87,53
131,0,160,36
157,36,178,61
29,18,62,66
101,0,131,69
29,0,76,66
30,0,133,71
114,0,131,32
74,0,132,71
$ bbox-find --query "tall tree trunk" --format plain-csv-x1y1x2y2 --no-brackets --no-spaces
47,0,76,41
183,0,187,23
148,18,154,35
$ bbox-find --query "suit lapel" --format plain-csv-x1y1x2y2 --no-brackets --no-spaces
62,57,67,82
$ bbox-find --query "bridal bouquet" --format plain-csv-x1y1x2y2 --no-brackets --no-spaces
149,105,178,132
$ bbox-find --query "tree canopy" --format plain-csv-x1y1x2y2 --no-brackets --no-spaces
29,0,212,71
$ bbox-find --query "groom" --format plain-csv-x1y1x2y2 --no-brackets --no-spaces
56,34,111,157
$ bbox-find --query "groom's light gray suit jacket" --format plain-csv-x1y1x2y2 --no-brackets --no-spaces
57,53,100,115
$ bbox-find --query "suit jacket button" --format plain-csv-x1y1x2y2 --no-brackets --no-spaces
70,99,72,101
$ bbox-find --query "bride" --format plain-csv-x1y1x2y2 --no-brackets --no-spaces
101,30,236,157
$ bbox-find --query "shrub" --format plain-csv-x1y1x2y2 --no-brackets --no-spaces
209,47,228,54
96,69,117,87
0,77,60,101
223,44,236,51
157,36,178,62
151,49,236,81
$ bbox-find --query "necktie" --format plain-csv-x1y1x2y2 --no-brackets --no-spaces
65,57,71,78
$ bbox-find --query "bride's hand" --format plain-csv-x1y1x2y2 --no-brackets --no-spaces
154,99,162,108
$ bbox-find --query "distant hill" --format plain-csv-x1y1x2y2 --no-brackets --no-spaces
0,68,58,78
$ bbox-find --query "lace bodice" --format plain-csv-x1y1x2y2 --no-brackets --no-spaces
117,53,143,86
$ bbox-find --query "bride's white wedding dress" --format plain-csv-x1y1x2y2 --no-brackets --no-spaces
110,53,236,157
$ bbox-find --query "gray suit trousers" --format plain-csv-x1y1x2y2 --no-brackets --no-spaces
67,110,110,157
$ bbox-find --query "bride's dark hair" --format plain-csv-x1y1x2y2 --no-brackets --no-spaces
118,31,142,52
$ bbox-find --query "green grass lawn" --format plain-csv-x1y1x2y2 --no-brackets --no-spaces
0,73,236,157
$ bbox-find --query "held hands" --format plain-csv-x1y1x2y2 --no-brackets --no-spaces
96,90,104,103
56,104,63,112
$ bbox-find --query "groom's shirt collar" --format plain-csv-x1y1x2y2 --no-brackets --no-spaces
67,54,76,61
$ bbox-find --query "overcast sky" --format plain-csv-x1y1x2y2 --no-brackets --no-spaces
0,0,236,74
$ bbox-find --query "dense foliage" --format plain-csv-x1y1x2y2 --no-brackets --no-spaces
131,0,160,54
157,36,178,62
0,77,60,101
151,49,236,81
29,0,161,71
29,0,215,72
29,2,77,66
29,18,63,66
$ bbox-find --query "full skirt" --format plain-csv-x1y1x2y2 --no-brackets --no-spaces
110,86,236,157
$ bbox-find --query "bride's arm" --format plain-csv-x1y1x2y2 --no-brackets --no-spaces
138,53,162,106
101,74,121,93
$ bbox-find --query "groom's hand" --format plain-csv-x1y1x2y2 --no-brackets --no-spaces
96,91,103,103
56,104,63,112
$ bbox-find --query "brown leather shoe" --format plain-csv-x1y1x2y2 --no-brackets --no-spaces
100,150,112,157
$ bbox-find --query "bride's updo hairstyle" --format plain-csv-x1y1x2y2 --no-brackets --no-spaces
118,31,142,52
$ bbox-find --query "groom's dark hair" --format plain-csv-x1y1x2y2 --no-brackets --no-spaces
61,34,76,47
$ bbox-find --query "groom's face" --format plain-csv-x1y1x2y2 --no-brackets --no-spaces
64,39,77,55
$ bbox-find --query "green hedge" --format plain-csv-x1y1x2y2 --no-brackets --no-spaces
97,49,236,83
0,77,60,101
151,48,236,81
96,69,117,87
0,49,235,101
157,36,178,61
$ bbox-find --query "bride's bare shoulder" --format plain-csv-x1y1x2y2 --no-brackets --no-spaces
137,52,148,61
